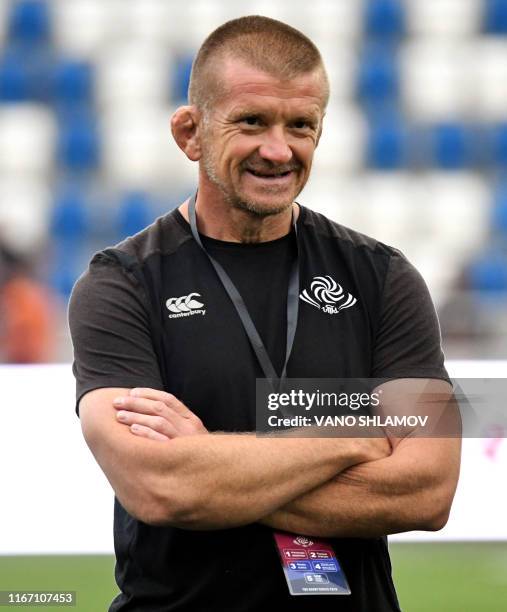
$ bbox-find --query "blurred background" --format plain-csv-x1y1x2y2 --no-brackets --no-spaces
0,0,506,363
0,1,506,611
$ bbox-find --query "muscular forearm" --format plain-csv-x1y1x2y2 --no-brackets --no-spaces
82,390,388,530
151,433,384,529
259,437,461,538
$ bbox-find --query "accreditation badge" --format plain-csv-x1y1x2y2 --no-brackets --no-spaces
273,531,351,596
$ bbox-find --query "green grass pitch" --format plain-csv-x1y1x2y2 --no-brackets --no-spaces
0,543,506,611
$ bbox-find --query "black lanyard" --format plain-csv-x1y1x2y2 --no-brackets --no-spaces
188,192,300,389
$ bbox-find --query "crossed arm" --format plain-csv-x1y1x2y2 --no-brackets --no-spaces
259,434,460,538
260,379,461,538
79,379,461,538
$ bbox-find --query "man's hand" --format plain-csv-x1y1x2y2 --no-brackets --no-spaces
82,387,391,528
113,388,209,441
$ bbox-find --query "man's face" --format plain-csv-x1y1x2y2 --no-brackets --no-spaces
198,58,325,217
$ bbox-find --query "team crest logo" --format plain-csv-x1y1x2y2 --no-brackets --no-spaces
300,275,357,315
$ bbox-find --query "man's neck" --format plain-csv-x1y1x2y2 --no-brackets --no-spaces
178,193,299,243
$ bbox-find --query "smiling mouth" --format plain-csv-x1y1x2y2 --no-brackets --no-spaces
245,169,294,179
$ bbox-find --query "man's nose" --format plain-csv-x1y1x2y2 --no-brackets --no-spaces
258,127,293,165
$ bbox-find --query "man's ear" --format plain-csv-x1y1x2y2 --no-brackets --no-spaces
171,106,203,161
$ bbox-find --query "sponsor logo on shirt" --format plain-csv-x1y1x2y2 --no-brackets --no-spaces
299,275,357,314
166,293,206,318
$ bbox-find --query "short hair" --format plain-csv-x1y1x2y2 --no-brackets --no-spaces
188,15,330,113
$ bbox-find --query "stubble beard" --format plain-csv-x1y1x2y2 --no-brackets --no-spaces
200,144,296,218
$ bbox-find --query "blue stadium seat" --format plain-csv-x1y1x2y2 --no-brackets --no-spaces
364,0,405,38
366,111,409,169
52,60,94,108
57,110,100,171
7,0,51,46
0,45,53,102
171,55,193,104
50,189,88,243
430,123,476,170
483,0,507,34
489,123,507,167
357,42,399,104
468,251,507,292
0,52,31,101
492,183,507,234
49,230,97,298
118,191,153,238
49,260,80,300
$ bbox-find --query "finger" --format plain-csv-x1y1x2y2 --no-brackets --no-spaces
165,394,196,419
130,423,169,442
114,396,177,419
114,396,195,434
129,388,195,419
116,410,178,438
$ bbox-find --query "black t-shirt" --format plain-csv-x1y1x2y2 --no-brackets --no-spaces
69,204,450,611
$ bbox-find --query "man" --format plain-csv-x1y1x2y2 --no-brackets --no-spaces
69,15,461,612
0,243,56,363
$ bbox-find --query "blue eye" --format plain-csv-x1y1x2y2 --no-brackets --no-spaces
242,116,259,126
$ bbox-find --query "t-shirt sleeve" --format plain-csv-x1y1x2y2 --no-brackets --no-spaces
371,249,451,384
68,252,164,416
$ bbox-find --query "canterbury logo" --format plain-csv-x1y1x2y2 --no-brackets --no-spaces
300,276,357,315
166,293,206,318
